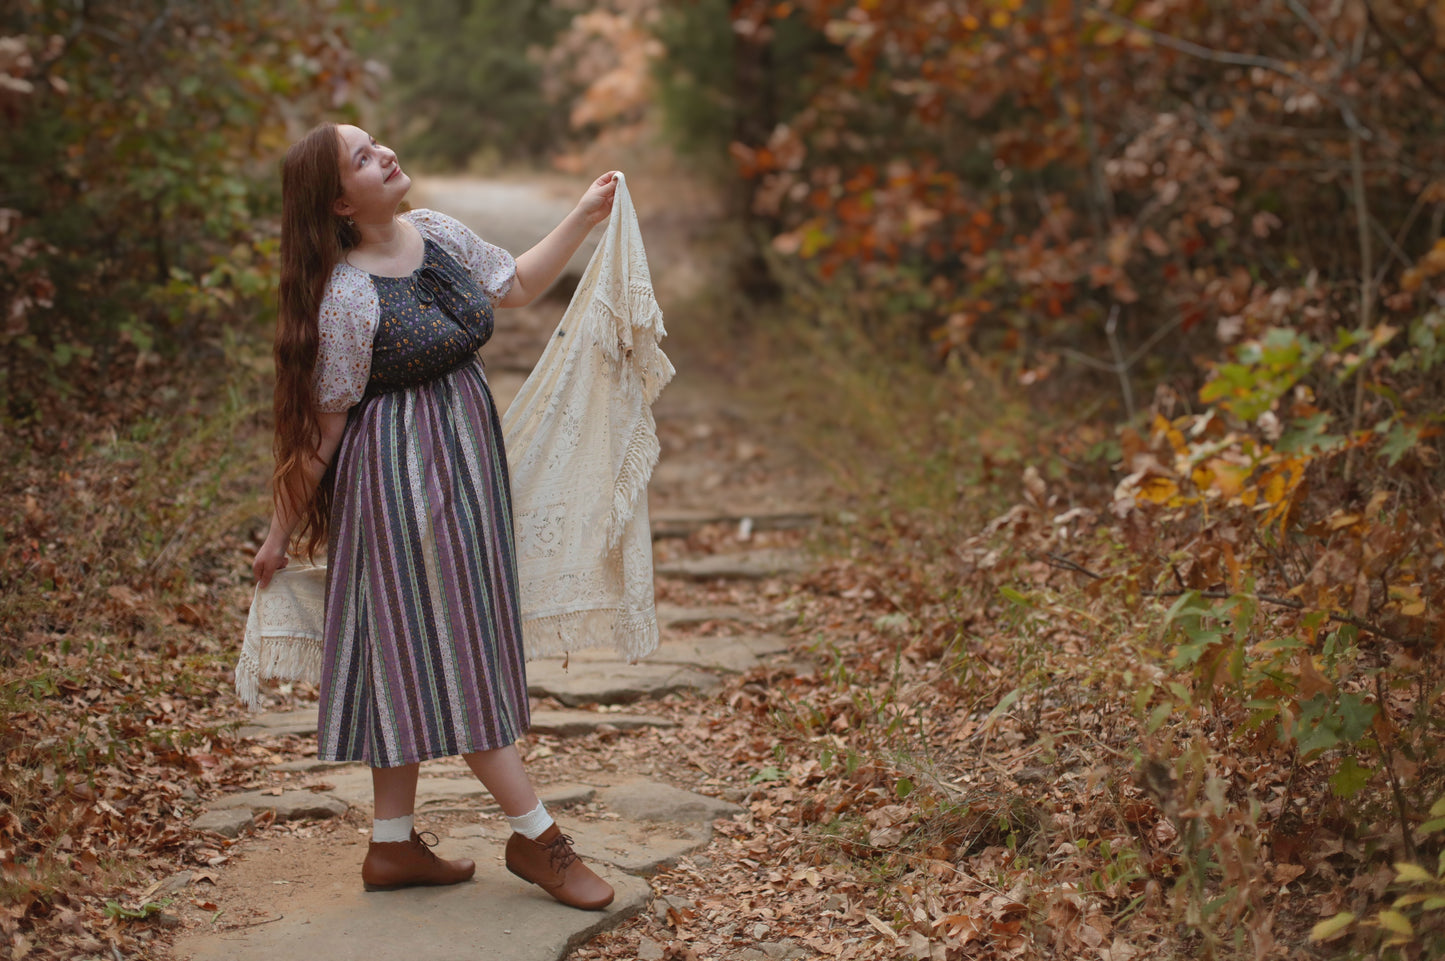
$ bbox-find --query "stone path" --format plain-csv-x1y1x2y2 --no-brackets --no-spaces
175,580,789,960
171,175,826,961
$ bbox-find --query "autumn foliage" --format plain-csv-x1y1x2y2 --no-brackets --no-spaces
653,0,1445,956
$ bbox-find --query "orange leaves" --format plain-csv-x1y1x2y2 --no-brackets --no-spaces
1400,237,1445,293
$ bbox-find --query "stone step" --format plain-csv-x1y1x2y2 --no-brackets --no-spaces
175,778,734,961
657,603,756,628
526,709,676,737
649,507,818,539
567,634,791,674
526,661,719,707
655,548,810,582
174,852,648,961
236,709,319,740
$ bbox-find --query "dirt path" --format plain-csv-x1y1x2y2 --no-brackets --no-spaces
165,174,829,961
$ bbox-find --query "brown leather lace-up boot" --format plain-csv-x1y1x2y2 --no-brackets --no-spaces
504,824,615,910
362,830,476,892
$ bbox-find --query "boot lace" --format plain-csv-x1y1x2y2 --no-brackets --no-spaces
544,832,580,872
414,830,443,861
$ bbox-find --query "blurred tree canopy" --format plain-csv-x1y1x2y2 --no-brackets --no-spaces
364,0,573,168
0,0,379,420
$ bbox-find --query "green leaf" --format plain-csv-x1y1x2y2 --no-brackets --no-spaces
1380,421,1423,467
749,766,785,784
1429,796,1445,818
1171,629,1222,669
1330,757,1373,799
999,587,1032,607
984,688,1022,728
895,778,914,800
1308,911,1355,941
1395,862,1435,884
1146,701,1174,736
1336,693,1377,743
1376,909,1414,936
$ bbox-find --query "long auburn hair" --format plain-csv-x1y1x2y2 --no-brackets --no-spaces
273,123,360,558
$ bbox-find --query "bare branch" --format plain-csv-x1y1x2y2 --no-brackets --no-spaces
1040,553,1425,645
1084,5,1373,141
1363,0,1445,105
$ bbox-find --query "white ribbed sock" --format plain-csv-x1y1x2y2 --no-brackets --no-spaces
372,814,414,843
505,801,554,840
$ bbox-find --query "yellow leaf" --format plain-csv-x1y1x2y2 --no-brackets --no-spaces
1377,909,1414,937
1205,458,1249,498
1327,512,1362,531
1308,911,1355,941
989,10,1010,30
1395,862,1434,884
1137,475,1180,505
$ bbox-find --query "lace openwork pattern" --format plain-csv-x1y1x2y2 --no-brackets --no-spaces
503,172,672,663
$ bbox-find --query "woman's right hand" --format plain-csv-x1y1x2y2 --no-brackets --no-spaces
253,534,290,589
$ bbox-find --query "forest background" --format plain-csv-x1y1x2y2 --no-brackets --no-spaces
1,1,1443,959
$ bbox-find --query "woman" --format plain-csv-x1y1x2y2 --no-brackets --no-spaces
251,122,617,910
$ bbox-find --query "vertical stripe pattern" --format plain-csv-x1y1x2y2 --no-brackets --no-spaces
318,359,529,767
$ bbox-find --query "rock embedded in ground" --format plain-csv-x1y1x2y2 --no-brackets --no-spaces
236,709,319,739
649,507,818,539
191,809,253,838
656,603,757,628
205,790,348,823
526,661,719,706
569,633,791,674
527,709,676,737
598,779,742,824
174,854,648,961
306,768,492,810
270,758,357,774
655,549,810,582
157,871,194,897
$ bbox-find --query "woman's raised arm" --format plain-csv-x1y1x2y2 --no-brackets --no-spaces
499,172,617,308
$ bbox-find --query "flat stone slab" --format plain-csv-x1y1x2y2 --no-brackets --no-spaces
650,507,818,538
271,758,357,774
236,709,318,739
527,709,676,737
173,841,647,961
655,549,810,582
297,769,492,810
191,808,253,838
569,634,791,674
527,661,719,706
206,790,348,822
657,603,756,628
597,779,741,824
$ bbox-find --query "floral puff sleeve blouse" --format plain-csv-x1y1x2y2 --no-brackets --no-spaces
312,209,518,413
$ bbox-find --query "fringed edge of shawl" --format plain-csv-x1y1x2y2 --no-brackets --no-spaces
235,633,324,711
603,285,673,550
522,607,659,664
589,284,667,365
607,419,661,551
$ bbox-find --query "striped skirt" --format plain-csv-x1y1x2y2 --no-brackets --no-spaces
317,359,529,767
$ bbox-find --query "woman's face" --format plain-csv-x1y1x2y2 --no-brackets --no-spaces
333,124,410,222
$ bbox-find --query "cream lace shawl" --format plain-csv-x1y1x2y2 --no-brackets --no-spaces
236,173,671,709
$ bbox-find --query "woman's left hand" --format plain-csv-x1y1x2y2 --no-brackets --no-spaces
575,172,619,228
